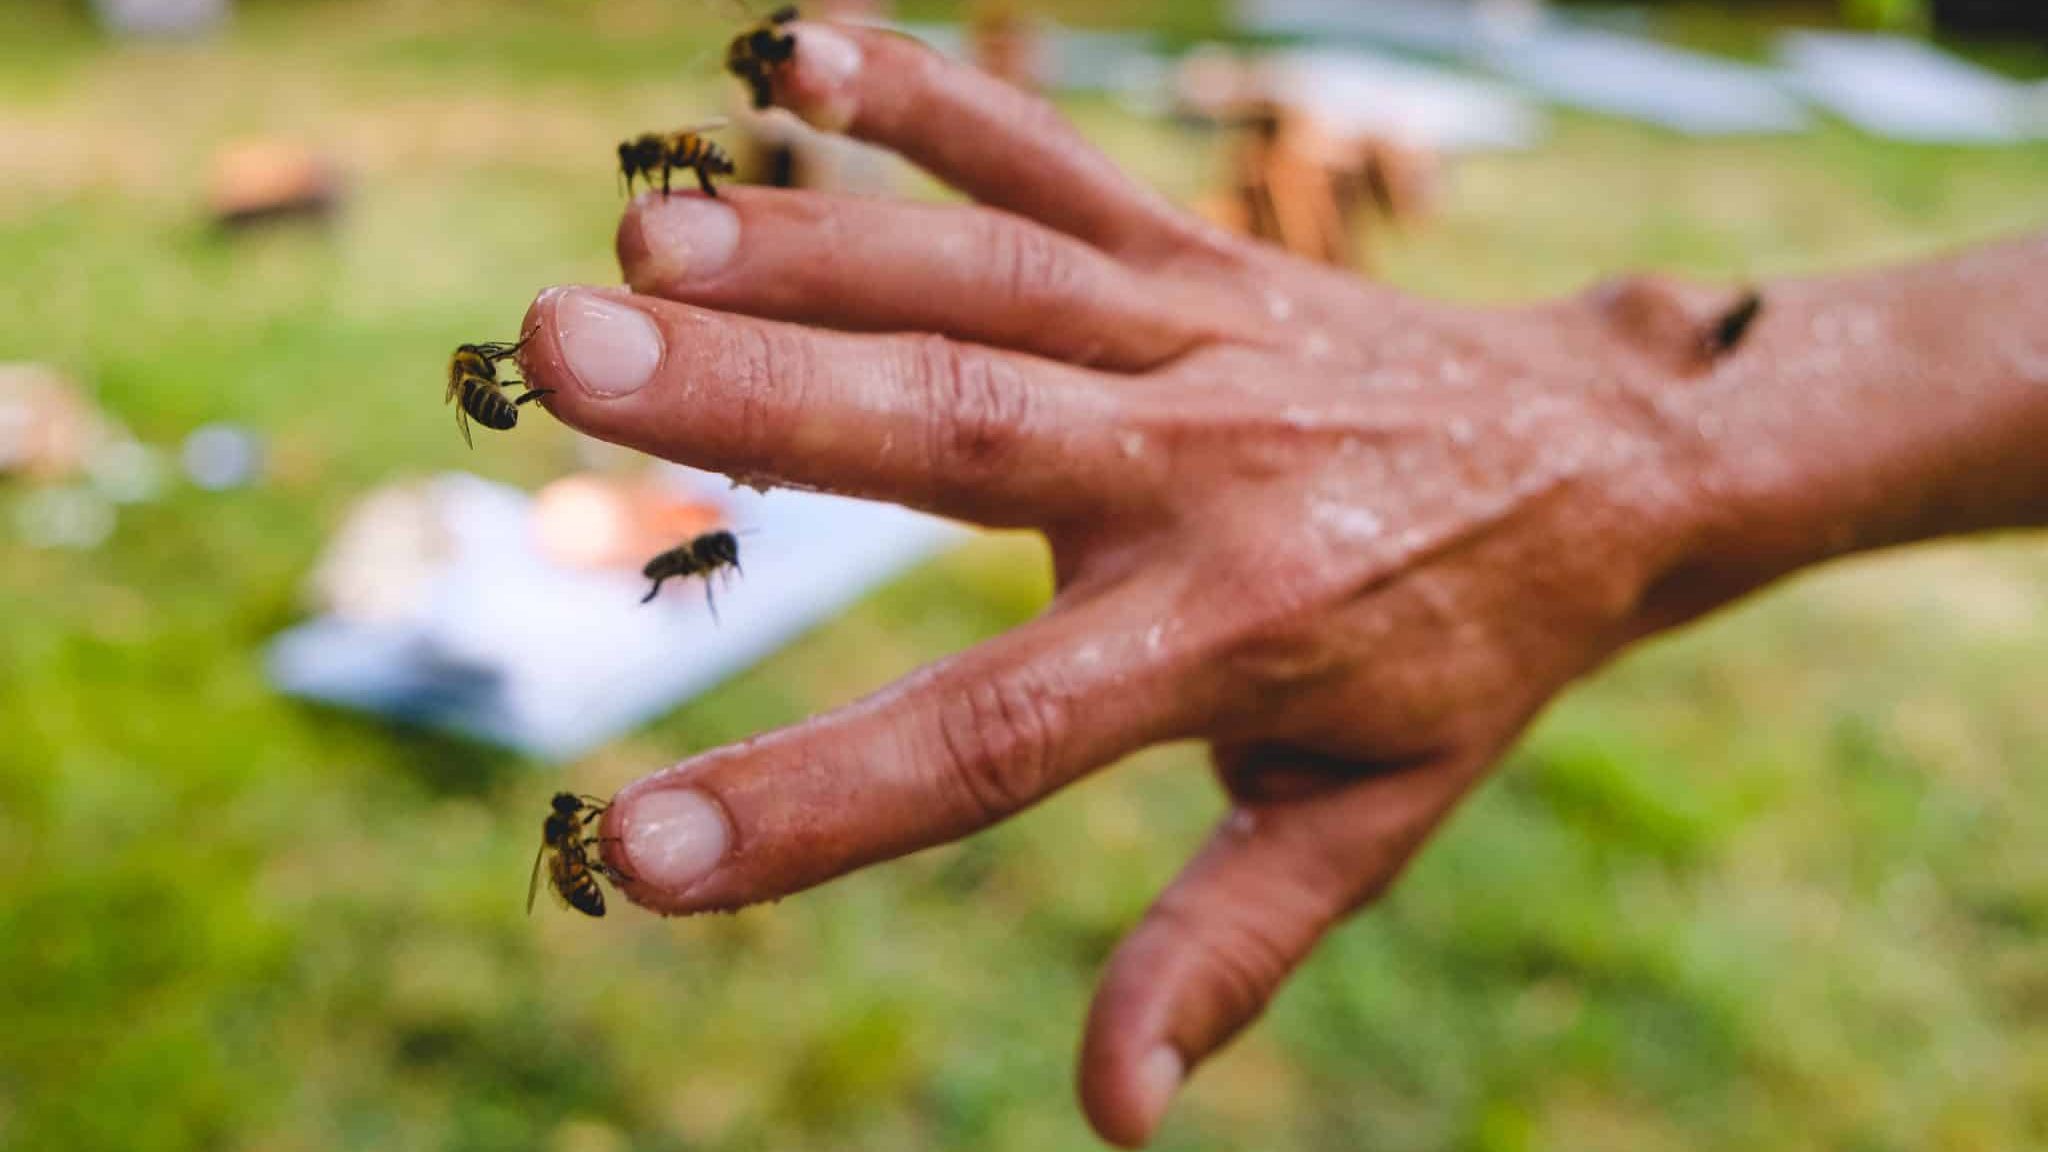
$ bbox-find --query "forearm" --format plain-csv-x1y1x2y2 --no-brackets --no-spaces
1656,234,2048,606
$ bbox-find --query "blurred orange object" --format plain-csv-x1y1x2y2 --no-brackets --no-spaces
532,474,726,572
972,2,1047,93
208,138,340,229
1220,102,1442,274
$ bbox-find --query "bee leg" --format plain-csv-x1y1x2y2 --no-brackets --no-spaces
512,387,554,406
695,165,718,198
703,579,721,626
661,163,672,199
640,577,665,605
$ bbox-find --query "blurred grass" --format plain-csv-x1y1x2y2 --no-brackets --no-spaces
2,2,2046,1150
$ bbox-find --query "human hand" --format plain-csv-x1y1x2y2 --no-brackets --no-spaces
515,23,1771,1146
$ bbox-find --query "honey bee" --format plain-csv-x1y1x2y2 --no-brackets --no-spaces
447,338,550,448
640,529,745,620
725,4,799,110
618,121,737,198
527,792,628,918
1701,290,1763,360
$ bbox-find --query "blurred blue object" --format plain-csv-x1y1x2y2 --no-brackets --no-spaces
1241,0,1809,135
1780,31,2043,143
182,423,264,491
92,0,227,38
1476,28,1809,136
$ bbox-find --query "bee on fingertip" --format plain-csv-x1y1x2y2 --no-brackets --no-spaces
447,338,550,448
528,792,629,919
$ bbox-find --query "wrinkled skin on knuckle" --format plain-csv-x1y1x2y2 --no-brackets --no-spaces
1176,552,1361,731
978,216,1122,366
914,336,1033,491
719,322,810,465
984,214,1088,314
935,669,1072,824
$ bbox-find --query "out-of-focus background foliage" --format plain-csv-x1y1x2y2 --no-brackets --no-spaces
3,1,2046,1150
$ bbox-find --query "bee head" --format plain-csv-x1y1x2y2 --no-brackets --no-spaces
695,530,739,565
551,792,583,816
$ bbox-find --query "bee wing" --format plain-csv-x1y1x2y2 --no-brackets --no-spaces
677,117,733,135
455,402,474,450
526,841,547,915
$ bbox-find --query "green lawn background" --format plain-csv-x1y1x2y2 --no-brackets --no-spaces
1,2,2045,1150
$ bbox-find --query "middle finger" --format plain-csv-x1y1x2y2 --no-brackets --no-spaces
617,188,1240,371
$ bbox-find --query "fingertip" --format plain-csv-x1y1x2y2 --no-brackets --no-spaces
599,780,736,915
617,192,742,296
1081,942,1184,1148
516,285,571,410
1081,1029,1183,1148
517,285,664,404
777,22,863,132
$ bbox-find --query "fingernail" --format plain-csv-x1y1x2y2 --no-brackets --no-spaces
1136,1046,1184,1134
787,24,861,132
631,195,741,288
555,289,662,398
623,789,730,893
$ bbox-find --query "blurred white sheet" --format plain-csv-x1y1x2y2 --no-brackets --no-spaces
268,471,965,760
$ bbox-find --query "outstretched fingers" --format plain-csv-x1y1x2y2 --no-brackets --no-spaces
518,286,1159,526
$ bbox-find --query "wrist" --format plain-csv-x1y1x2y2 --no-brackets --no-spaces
1625,245,2048,619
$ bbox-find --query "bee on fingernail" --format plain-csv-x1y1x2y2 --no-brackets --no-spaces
618,120,737,199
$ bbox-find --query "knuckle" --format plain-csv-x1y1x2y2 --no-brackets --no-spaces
1205,565,1348,693
721,323,807,459
983,215,1091,311
916,336,1032,480
936,670,1072,824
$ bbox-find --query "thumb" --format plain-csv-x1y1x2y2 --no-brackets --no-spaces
1077,751,1480,1147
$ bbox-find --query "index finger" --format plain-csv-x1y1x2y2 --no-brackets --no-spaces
767,21,1200,258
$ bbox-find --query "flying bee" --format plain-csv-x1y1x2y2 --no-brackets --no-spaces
1701,289,1764,360
527,792,629,918
618,121,736,198
640,528,745,621
446,338,551,448
725,4,799,110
